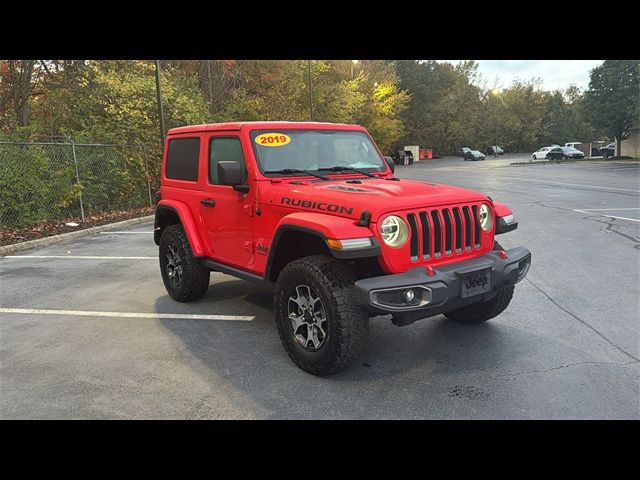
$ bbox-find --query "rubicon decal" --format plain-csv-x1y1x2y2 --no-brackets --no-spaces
281,197,354,215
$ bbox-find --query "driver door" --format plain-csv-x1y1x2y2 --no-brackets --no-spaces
200,133,255,268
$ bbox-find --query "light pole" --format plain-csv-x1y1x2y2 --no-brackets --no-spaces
155,60,166,148
308,60,314,121
351,60,359,80
489,88,502,158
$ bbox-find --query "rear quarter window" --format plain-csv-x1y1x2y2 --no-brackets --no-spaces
165,137,200,181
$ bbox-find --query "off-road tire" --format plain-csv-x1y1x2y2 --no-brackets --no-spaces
159,224,210,302
274,255,369,376
444,240,514,325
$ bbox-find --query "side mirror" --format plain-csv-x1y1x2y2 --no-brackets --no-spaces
217,161,249,192
384,156,395,173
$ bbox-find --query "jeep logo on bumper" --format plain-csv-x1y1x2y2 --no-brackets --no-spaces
465,275,488,290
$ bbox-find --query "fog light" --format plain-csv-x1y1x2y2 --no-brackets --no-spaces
371,286,432,309
403,289,423,306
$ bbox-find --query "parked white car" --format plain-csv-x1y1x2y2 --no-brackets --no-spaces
532,146,564,160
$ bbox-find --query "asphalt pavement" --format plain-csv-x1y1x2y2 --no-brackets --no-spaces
1,154,639,419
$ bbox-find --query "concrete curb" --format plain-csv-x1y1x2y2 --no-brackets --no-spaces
510,159,640,166
0,215,155,256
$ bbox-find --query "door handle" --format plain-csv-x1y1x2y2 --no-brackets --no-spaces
200,199,216,207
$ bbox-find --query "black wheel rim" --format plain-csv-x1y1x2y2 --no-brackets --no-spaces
165,242,183,287
287,284,327,351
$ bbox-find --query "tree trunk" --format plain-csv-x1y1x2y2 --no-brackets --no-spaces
616,136,622,158
14,60,36,127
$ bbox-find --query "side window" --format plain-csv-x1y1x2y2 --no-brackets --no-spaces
209,137,247,184
165,137,200,181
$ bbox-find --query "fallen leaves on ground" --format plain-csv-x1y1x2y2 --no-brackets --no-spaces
0,207,155,246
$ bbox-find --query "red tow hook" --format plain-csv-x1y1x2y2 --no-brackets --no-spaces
498,250,508,260
425,266,435,277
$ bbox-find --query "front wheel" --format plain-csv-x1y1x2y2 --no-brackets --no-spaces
444,241,515,325
274,255,369,375
159,224,210,302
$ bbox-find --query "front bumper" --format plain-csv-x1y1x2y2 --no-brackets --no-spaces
354,246,531,321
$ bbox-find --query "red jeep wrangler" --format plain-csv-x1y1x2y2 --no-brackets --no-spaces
154,122,531,375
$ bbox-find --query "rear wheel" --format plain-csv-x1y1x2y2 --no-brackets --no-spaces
274,255,368,375
444,241,515,325
159,224,210,302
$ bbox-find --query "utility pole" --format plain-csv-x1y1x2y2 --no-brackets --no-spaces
207,60,213,109
308,60,314,121
154,60,166,148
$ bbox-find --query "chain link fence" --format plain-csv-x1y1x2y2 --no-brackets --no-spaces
0,141,159,230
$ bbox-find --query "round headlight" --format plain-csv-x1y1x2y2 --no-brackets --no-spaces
380,215,409,248
479,204,493,232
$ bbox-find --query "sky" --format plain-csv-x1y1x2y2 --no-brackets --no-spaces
437,60,603,91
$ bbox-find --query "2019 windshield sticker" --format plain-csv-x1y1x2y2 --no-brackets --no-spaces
281,197,354,215
255,133,291,147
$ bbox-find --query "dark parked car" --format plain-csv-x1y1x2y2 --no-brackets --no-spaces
464,150,486,161
599,143,616,158
485,145,504,156
560,146,585,159
392,150,414,165
458,147,472,158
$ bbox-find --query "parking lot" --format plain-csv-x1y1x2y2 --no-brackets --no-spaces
1,154,639,419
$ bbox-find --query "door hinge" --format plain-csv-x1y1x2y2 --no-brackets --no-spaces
244,241,254,253
242,204,253,217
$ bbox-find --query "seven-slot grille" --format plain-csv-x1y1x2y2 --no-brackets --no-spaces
406,205,482,261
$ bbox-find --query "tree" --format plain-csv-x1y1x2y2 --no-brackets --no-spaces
585,60,640,156
219,60,408,151
0,60,39,135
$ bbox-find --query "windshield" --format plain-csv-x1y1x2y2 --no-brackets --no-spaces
250,129,386,175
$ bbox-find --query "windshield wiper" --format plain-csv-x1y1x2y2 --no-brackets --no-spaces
263,168,329,180
317,166,377,178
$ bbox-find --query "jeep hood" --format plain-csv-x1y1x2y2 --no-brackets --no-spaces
266,177,489,221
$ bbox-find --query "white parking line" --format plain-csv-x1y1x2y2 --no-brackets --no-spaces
3,255,156,260
493,176,640,193
99,231,153,234
581,208,640,211
573,209,640,222
0,308,254,321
